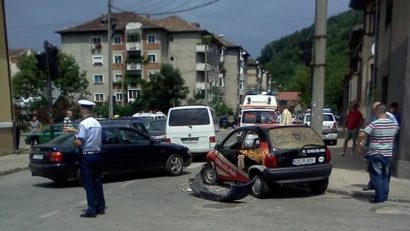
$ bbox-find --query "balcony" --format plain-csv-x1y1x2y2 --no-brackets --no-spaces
126,63,142,71
126,42,141,51
196,44,206,52
196,63,210,71
195,82,206,90
91,43,102,50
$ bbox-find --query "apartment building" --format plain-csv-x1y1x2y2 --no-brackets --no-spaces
349,0,410,178
8,48,33,78
56,12,248,110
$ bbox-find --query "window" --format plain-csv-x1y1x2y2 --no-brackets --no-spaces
147,53,156,63
113,35,122,45
127,32,140,42
92,55,103,65
94,93,105,102
128,89,140,100
114,54,122,64
239,80,244,90
118,128,150,145
90,37,102,45
170,57,174,61
114,74,122,83
147,34,156,44
115,92,123,102
93,74,104,84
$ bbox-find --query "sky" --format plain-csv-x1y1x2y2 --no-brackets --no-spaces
5,0,351,58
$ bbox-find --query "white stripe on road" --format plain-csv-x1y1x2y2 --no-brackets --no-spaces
186,162,204,169
120,180,137,188
40,210,61,218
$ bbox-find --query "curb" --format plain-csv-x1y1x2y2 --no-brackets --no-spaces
0,166,29,177
328,187,410,204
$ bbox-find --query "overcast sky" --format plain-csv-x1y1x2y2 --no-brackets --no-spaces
5,0,351,58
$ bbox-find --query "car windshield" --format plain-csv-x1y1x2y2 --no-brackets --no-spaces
147,120,165,132
48,133,75,145
169,108,210,126
268,127,324,149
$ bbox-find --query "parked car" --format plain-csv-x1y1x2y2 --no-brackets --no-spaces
218,115,235,129
203,125,332,198
303,112,338,145
100,117,149,135
24,123,65,145
28,126,192,184
146,119,166,141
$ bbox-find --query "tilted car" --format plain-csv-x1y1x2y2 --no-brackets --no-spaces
28,126,192,184
202,125,332,198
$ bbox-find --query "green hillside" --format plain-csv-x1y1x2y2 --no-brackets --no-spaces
259,10,362,111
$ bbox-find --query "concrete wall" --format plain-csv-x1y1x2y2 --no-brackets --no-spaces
223,49,240,110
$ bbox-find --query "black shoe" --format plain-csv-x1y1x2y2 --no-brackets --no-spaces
80,212,97,218
368,198,385,204
97,209,105,215
362,185,374,191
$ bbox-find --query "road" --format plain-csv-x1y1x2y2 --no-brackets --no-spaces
1,161,409,231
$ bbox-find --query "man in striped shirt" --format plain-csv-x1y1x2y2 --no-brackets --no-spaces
358,103,399,204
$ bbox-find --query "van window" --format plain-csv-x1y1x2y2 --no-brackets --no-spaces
169,108,210,126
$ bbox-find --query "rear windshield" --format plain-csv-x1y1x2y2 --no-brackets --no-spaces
169,108,210,126
242,111,276,124
48,133,75,145
268,127,324,149
305,113,334,122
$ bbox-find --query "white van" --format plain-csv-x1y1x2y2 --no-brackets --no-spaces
165,105,218,155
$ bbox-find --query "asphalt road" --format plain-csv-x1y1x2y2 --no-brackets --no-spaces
1,162,409,231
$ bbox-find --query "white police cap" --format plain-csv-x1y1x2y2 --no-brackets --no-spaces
78,99,96,108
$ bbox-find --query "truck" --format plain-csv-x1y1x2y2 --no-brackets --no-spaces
239,94,278,127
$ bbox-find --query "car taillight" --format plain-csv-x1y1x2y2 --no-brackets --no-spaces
209,136,216,143
264,154,277,168
164,138,171,143
49,151,63,162
325,147,331,163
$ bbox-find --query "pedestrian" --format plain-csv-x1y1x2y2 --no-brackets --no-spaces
339,103,364,156
357,103,399,204
63,110,73,128
14,120,21,153
66,100,105,218
29,115,42,146
389,102,400,125
280,106,293,125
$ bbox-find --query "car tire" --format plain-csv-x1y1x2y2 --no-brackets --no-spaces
310,178,329,195
165,154,184,176
251,174,270,198
202,163,218,184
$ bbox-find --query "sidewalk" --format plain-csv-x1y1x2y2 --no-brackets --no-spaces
1,138,410,203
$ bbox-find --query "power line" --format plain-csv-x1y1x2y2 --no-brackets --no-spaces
112,0,220,16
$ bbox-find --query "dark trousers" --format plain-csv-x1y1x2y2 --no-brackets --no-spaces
30,135,39,146
80,153,105,215
368,154,392,202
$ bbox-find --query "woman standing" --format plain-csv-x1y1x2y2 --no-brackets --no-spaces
29,115,42,146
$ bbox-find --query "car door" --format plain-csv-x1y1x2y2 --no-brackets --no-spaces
212,129,249,182
117,128,156,169
101,128,127,172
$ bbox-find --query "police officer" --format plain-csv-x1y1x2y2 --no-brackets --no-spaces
69,100,105,218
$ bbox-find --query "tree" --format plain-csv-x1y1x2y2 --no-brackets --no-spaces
140,64,189,113
12,52,89,121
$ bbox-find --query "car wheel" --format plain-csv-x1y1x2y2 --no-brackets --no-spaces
202,163,218,184
251,174,270,198
310,178,329,195
165,154,184,176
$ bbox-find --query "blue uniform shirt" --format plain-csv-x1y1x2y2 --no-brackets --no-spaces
77,117,102,153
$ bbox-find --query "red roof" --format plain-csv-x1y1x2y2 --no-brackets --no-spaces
277,92,300,101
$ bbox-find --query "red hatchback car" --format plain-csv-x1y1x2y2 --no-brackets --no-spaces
203,125,332,198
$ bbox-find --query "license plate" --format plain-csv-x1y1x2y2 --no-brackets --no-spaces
292,157,316,166
32,154,44,160
181,137,199,144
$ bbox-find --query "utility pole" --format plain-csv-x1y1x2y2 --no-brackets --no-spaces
107,0,113,118
311,0,327,135
204,43,209,105
43,40,54,139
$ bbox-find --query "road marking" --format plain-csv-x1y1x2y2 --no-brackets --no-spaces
40,210,60,218
120,180,137,188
